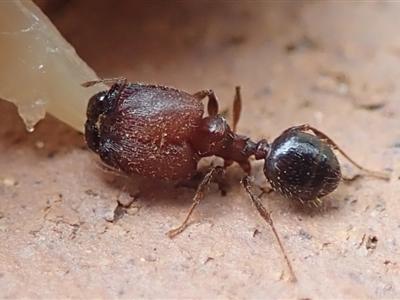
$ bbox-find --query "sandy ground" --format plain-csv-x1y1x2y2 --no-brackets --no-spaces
1,2,400,299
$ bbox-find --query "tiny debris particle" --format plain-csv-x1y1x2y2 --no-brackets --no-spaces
35,140,45,149
375,203,386,212
204,257,214,264
253,229,261,237
344,195,357,204
180,249,192,260
366,235,378,251
299,229,312,240
357,101,386,111
85,189,99,196
285,36,317,52
2,178,17,186
142,255,157,262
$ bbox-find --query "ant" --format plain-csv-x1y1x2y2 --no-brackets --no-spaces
82,77,388,282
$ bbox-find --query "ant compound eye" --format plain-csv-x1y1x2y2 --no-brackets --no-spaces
86,91,107,121
86,83,123,122
264,131,341,201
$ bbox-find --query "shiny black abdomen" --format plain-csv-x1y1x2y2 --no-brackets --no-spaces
264,131,341,201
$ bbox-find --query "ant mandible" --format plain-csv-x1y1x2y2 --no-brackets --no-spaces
82,77,388,282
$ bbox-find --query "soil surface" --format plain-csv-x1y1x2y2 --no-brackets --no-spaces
1,2,400,299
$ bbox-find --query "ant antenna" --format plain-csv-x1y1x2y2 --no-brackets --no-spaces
81,77,127,88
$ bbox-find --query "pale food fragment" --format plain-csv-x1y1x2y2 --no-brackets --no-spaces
0,1,106,132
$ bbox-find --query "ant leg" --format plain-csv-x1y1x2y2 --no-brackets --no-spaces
167,166,224,238
81,77,127,88
192,90,219,116
232,86,242,133
285,124,389,180
242,176,297,282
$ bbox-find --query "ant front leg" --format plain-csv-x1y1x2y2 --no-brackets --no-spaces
167,166,224,238
193,90,219,116
242,176,297,282
284,124,389,180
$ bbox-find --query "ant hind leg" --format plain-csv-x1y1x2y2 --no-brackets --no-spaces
241,176,297,282
285,124,389,180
